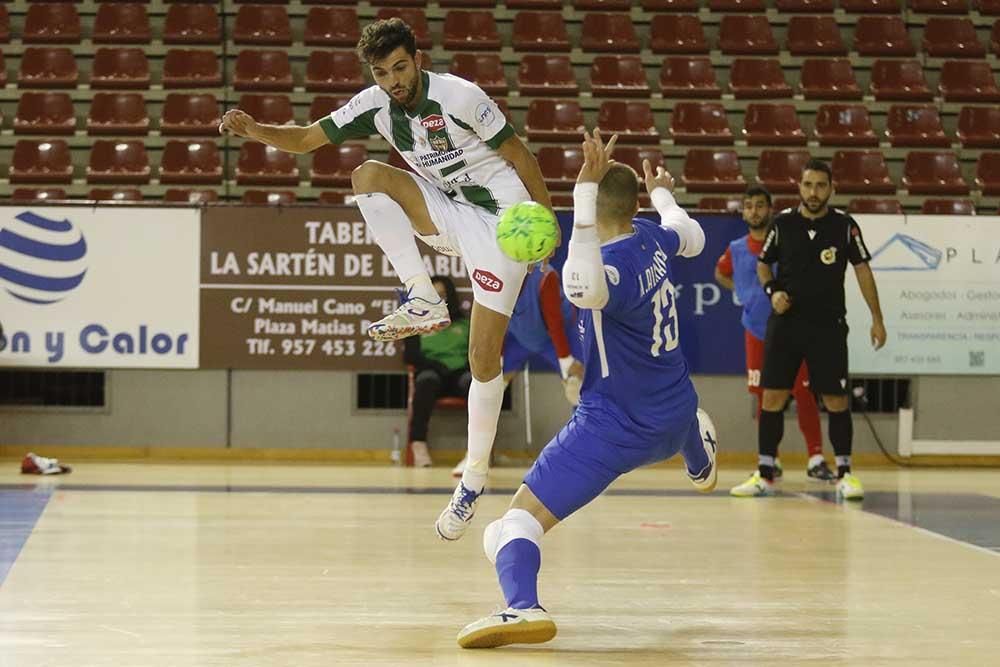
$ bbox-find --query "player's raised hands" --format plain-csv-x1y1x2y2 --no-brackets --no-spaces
642,159,676,195
219,109,258,138
576,129,618,185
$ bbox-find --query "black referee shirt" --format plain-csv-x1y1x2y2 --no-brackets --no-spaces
758,207,872,320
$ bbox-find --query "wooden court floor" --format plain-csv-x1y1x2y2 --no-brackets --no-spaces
2,463,1000,666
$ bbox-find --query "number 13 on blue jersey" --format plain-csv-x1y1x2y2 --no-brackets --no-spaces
650,281,679,357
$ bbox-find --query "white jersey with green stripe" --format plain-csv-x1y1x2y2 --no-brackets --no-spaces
318,70,529,216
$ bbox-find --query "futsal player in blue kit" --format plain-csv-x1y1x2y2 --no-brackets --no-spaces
457,130,719,649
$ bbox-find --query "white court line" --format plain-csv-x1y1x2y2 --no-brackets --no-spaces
199,284,473,292
794,491,1000,560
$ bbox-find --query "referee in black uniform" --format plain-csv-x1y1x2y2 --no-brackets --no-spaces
730,158,886,500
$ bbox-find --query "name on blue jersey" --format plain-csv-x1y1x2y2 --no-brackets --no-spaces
637,242,670,298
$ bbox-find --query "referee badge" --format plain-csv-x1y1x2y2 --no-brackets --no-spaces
820,247,837,265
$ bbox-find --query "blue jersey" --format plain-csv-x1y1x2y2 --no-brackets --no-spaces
573,219,698,443
729,235,772,340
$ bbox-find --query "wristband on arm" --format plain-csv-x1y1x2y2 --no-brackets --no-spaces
763,280,782,297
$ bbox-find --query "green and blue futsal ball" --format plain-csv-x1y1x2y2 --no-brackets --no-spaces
496,201,559,263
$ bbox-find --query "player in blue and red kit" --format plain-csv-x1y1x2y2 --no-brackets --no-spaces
456,130,718,649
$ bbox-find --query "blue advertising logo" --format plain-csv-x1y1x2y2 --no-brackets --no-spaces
869,233,941,271
0,211,88,304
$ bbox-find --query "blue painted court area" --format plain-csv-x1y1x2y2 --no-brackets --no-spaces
0,487,52,586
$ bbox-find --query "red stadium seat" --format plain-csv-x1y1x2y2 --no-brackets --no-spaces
992,21,1000,54
839,0,901,9
799,59,861,100
237,95,293,126
0,6,9,44
853,16,915,57
696,197,742,213
776,0,835,9
670,102,733,145
304,51,363,93
938,61,1000,102
884,106,950,147
89,188,143,202
14,92,75,135
164,189,219,203
831,151,896,194
975,152,1000,194
312,144,368,187
11,188,68,202
590,56,650,97
310,96,351,123
848,199,903,214
524,100,584,142
19,48,78,88
87,140,151,184
573,0,631,8
159,140,223,184
88,92,150,135
957,106,1000,147
813,104,878,146
921,199,975,215
234,5,292,46
742,104,807,145
518,55,578,96
659,57,721,98
164,4,221,44
235,50,293,91
443,11,501,51
93,4,151,44
369,0,426,5
909,0,968,12
91,48,150,89
728,59,791,99
163,49,222,88
452,54,508,96
537,146,584,190
709,0,766,9
922,18,986,58
756,150,811,193
902,151,969,194
682,150,746,192
641,0,699,8
236,143,300,185
786,16,846,55
581,13,639,53
375,9,432,49
316,191,348,205
977,0,1000,13
160,93,220,135
512,12,570,52
649,15,709,54
870,60,934,101
242,190,297,205
9,139,73,184
596,101,660,144
718,16,778,55
772,197,801,211
305,7,361,47
24,3,81,44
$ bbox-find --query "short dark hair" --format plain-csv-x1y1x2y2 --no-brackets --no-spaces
356,19,417,65
743,185,772,206
801,158,832,182
597,164,640,219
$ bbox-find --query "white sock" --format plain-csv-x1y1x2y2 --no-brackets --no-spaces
355,192,437,302
461,372,505,492
808,454,826,469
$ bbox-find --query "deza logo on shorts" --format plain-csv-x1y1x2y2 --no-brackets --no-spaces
420,115,446,132
473,269,503,293
0,211,88,304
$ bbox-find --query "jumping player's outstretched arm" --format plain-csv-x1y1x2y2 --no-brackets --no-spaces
641,160,705,259
563,130,618,311
219,110,330,154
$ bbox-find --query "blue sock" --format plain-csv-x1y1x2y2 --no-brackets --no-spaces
681,418,710,477
495,538,541,610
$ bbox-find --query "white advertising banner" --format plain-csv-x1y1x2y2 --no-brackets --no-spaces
0,206,200,368
847,215,1000,375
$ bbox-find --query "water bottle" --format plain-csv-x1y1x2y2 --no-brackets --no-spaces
390,427,402,465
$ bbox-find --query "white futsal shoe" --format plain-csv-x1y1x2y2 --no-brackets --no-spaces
367,288,450,342
458,607,557,649
688,408,718,493
435,481,483,541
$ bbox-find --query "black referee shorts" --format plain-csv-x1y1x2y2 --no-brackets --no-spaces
761,314,849,396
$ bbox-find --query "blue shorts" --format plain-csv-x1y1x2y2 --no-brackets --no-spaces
502,337,559,375
523,411,702,521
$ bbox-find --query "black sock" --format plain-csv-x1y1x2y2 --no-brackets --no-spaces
758,409,784,481
828,410,853,477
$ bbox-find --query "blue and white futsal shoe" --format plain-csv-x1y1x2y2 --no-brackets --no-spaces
688,408,718,493
367,288,450,341
458,607,557,649
435,481,483,541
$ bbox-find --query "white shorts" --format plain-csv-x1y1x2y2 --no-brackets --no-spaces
407,173,527,317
